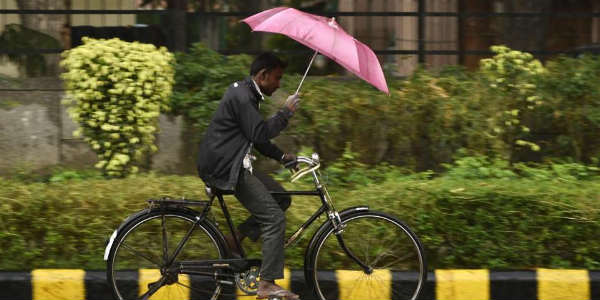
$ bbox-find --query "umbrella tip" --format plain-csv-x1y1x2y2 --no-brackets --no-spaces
328,17,338,29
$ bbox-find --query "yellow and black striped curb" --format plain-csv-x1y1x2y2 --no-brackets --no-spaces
1,268,599,300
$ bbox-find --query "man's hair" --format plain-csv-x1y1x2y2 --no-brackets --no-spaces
250,52,287,76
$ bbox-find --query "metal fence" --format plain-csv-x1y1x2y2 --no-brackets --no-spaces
2,1,600,66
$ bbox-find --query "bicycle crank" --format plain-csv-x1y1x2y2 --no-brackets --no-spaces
235,265,260,295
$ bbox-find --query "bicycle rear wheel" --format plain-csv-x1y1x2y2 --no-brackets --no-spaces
106,208,227,300
307,210,426,300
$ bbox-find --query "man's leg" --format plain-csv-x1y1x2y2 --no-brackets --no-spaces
237,169,291,242
235,170,286,280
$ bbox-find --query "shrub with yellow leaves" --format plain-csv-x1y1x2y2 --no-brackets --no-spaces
480,45,545,155
60,37,174,177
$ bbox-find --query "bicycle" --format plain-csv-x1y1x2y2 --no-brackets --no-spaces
104,153,426,300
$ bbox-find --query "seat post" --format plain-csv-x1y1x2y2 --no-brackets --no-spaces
217,193,246,258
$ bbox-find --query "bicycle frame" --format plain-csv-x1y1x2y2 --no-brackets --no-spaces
192,157,371,273
109,155,417,300
149,154,372,282
108,153,427,300
134,184,369,300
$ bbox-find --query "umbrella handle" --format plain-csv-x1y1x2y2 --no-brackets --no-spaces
295,50,319,95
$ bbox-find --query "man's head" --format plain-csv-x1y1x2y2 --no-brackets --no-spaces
250,52,287,96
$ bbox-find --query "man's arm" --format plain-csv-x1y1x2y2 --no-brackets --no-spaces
236,96,293,144
254,141,284,162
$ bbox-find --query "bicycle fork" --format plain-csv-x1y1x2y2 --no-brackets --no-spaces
319,182,373,275
335,233,373,274
327,210,373,274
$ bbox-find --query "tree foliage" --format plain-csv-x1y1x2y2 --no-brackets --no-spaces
174,44,600,170
0,24,61,76
170,43,252,133
480,45,546,156
61,38,174,177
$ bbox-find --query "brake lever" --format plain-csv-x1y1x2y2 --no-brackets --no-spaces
283,159,301,175
283,159,297,169
290,163,320,183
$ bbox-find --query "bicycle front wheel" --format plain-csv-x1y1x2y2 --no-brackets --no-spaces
106,208,227,300
307,210,426,300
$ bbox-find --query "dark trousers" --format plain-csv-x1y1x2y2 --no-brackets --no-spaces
234,169,292,280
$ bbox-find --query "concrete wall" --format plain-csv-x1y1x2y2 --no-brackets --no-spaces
0,77,196,175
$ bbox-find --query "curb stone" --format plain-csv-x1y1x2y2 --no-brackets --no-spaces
0,268,599,300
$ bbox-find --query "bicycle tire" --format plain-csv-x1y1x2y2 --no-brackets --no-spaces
305,210,426,300
106,207,228,300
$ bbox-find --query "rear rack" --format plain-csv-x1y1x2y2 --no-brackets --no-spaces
148,197,210,208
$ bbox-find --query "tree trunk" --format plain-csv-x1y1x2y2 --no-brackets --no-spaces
15,0,67,76
167,0,188,52
247,0,266,49
461,0,492,69
503,0,552,52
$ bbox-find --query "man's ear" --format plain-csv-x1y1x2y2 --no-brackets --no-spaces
257,68,268,81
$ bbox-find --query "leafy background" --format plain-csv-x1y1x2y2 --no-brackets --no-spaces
2,43,600,271
173,44,600,172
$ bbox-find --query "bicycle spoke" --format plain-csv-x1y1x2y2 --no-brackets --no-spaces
362,234,372,266
121,242,162,268
379,252,414,269
161,214,169,265
369,249,394,267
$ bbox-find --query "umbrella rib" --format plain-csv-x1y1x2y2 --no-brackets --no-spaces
329,24,337,55
303,18,322,44
355,41,370,80
278,11,301,37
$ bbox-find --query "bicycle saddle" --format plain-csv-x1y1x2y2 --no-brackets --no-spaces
205,186,234,198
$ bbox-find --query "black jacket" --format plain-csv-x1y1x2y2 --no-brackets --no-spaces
197,77,292,190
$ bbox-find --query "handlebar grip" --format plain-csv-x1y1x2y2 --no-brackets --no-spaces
283,159,298,169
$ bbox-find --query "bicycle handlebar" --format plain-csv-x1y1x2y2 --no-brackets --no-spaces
295,153,320,167
289,153,321,183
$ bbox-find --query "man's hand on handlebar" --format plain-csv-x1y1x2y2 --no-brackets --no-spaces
281,153,298,171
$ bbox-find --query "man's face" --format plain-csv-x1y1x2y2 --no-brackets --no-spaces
256,67,284,96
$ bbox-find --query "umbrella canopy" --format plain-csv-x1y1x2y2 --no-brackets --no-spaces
242,7,389,94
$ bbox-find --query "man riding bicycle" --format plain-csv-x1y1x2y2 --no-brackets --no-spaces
197,52,301,300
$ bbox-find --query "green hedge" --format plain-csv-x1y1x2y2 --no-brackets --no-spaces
1,160,599,270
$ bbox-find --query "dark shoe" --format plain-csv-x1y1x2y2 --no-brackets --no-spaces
256,280,300,300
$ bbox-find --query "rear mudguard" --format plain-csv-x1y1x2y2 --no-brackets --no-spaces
103,206,223,261
104,208,152,261
303,206,369,281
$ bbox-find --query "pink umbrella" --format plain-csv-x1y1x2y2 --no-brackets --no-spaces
242,7,389,94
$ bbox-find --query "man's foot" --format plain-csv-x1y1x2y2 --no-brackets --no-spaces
224,231,244,258
256,280,300,300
